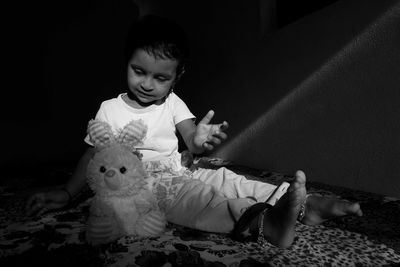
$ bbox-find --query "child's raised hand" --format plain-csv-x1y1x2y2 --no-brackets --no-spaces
194,110,229,151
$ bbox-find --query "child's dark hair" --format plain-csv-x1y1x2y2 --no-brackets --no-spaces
124,15,190,77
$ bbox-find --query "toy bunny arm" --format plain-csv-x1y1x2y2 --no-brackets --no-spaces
132,189,167,237
134,190,159,214
136,210,167,237
86,199,121,245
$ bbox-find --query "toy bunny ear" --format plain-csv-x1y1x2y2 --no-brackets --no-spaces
87,119,115,148
117,119,148,148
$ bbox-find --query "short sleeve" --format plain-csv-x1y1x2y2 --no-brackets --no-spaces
170,93,195,125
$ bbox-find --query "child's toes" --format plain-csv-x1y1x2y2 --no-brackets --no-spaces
295,170,306,184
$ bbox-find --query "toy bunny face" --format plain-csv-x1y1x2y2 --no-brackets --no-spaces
87,144,148,197
86,119,149,197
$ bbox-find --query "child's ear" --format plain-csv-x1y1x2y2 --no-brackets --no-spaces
177,68,185,80
175,66,185,82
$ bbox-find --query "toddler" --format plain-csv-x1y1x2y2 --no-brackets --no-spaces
26,15,362,248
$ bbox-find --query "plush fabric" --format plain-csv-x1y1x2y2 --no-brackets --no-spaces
85,119,167,245
1,157,399,266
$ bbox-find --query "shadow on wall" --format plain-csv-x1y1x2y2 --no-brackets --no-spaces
214,0,400,197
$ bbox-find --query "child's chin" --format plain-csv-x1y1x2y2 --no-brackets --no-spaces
137,96,157,105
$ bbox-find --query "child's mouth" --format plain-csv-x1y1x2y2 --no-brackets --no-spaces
137,90,152,98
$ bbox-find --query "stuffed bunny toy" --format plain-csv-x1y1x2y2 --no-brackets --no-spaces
85,119,166,245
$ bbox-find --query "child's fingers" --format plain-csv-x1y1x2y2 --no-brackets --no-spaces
27,202,45,217
201,127,227,150
199,110,215,125
202,142,214,151
212,131,227,141
207,136,222,145
25,195,36,212
26,194,44,216
36,206,49,217
219,121,229,131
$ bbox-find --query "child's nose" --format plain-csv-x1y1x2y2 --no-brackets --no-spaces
141,77,154,91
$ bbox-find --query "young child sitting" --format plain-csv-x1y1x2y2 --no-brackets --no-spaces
26,15,362,248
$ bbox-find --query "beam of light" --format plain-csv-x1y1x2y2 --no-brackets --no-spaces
215,2,399,160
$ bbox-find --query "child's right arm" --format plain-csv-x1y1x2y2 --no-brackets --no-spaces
25,147,95,217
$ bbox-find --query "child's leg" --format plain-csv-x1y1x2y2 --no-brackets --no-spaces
165,179,256,233
192,167,277,202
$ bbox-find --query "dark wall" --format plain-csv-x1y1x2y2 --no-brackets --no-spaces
3,0,139,169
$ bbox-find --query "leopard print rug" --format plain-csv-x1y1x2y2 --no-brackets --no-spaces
1,158,399,266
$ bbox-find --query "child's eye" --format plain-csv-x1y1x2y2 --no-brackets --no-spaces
100,166,106,173
134,69,144,75
155,76,168,82
131,65,145,75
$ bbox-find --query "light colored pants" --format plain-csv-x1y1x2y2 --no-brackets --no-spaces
192,167,277,202
153,167,278,233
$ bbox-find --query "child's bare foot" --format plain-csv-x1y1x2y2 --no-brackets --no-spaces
301,194,363,226
250,170,307,248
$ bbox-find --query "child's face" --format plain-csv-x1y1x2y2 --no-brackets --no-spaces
127,49,178,106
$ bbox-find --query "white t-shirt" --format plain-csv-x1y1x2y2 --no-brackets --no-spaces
85,92,195,162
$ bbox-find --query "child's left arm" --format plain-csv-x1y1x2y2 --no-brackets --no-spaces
177,110,229,154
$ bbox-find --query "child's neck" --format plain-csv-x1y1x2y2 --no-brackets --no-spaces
123,92,165,109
